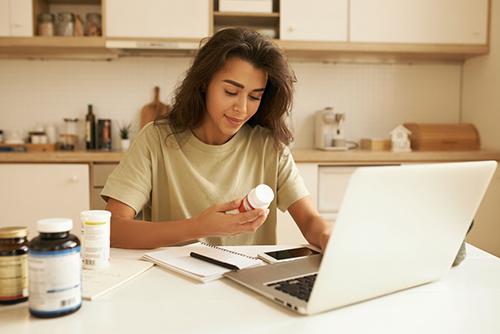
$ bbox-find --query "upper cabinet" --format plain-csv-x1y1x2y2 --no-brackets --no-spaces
0,0,491,60
105,0,210,39
280,0,347,42
0,0,33,37
0,0,8,36
350,0,489,44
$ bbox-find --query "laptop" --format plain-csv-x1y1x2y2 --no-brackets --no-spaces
224,161,497,315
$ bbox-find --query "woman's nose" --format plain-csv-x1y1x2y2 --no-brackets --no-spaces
233,95,247,114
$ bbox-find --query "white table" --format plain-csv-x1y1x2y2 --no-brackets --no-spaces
1,244,500,334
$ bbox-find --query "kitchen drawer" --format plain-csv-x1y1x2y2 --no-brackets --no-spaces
92,163,118,187
318,166,356,213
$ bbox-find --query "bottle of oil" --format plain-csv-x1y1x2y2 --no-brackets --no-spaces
85,104,96,150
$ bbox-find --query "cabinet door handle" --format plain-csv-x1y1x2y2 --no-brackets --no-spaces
69,176,79,182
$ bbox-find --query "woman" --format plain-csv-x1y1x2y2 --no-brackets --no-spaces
102,28,331,250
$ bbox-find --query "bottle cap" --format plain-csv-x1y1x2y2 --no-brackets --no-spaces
0,226,27,239
248,184,274,209
37,218,73,233
80,210,111,222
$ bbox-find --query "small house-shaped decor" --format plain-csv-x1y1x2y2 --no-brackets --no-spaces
390,125,412,152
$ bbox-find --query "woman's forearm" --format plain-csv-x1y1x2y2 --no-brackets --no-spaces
303,216,331,251
288,197,332,251
110,216,203,249
106,197,268,249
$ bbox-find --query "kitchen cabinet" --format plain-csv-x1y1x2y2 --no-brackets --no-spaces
0,1,9,36
350,0,489,44
105,0,210,39
279,0,348,42
90,163,117,210
277,164,356,244
317,166,356,222
0,0,491,60
466,169,500,257
0,164,89,237
0,0,33,37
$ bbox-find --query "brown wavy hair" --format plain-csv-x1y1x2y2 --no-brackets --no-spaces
159,27,296,147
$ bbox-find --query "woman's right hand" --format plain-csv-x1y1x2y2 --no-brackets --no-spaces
194,199,269,237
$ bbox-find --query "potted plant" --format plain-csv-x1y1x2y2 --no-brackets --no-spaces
119,122,131,151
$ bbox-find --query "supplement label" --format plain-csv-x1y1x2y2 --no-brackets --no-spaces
0,254,28,301
82,221,110,269
28,248,81,313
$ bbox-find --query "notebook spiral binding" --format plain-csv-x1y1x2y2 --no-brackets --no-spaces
199,241,259,260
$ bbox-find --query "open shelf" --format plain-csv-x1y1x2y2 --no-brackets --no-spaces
214,11,279,27
213,0,280,38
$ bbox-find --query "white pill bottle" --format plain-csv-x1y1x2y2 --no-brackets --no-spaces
80,210,111,269
227,184,274,214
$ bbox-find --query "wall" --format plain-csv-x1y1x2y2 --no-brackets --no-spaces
0,58,462,149
462,0,500,256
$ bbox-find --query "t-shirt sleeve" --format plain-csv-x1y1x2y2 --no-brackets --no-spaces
276,145,310,212
100,124,154,214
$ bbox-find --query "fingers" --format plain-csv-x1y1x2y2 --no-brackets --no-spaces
240,214,268,232
235,208,268,224
214,198,243,212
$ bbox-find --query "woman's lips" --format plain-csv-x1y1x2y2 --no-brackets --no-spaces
224,114,244,126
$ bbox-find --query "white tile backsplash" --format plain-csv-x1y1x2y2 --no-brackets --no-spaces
291,61,461,147
0,57,462,149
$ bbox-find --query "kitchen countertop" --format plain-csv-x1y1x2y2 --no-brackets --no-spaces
0,149,500,164
291,149,500,164
0,150,124,163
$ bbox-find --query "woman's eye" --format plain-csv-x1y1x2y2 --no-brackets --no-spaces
224,90,237,96
249,95,261,101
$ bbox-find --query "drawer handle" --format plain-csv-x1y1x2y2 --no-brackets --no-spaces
69,176,79,182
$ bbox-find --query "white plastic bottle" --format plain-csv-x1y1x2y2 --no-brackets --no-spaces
80,210,111,269
227,184,274,214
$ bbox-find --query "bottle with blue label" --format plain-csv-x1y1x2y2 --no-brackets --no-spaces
28,218,82,318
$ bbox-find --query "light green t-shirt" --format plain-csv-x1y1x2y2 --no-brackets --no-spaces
101,121,309,246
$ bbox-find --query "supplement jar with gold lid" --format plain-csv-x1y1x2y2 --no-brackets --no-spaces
0,226,29,304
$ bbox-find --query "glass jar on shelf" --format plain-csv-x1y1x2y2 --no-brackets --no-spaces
37,13,55,36
84,13,102,36
59,118,79,150
56,12,75,36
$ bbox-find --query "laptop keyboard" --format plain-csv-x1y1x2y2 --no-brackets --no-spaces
267,273,317,302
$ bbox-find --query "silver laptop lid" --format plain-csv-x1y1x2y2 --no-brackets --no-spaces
308,161,497,314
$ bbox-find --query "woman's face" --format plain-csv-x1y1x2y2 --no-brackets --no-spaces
196,57,267,145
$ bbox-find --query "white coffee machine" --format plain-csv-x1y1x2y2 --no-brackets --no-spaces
314,107,348,150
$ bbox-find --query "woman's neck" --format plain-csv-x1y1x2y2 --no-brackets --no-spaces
192,123,234,145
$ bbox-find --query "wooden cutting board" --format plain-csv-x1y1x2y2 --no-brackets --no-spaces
140,86,170,128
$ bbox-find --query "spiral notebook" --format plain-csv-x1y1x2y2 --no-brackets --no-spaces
142,242,263,283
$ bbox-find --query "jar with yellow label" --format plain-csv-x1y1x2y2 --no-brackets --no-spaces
0,227,29,304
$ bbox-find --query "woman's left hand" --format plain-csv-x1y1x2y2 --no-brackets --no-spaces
288,197,332,253
318,228,331,252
